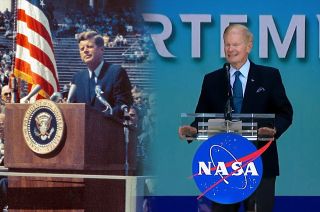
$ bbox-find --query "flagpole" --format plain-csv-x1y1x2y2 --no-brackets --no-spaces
10,0,20,103
12,0,17,57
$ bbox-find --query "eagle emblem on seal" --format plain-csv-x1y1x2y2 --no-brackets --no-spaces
34,112,55,141
23,99,65,154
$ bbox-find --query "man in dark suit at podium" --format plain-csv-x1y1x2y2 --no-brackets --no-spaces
71,31,133,118
179,24,293,211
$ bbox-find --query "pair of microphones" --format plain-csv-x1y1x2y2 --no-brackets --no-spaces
65,84,129,115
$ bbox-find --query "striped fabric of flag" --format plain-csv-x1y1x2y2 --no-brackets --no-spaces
14,0,59,99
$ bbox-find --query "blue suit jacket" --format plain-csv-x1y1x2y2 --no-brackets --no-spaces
72,61,133,118
195,61,293,177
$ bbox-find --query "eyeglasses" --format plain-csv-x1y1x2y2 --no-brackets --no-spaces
3,92,11,96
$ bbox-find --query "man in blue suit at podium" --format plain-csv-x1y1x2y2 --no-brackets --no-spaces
71,31,133,118
179,24,293,212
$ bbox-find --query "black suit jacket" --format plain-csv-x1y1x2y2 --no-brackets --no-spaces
195,61,293,177
72,61,133,118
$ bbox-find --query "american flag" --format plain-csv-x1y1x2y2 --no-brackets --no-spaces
14,0,59,99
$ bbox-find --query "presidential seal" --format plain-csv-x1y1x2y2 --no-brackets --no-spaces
22,99,65,154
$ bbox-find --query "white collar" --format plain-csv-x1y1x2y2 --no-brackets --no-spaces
230,59,250,78
88,61,104,78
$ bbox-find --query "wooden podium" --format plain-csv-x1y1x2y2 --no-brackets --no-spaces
4,103,137,211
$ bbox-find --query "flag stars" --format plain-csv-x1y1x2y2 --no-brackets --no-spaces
40,0,46,8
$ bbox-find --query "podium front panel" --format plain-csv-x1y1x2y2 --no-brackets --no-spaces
4,103,135,174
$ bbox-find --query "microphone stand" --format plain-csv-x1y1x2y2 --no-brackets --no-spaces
122,106,130,176
66,84,76,103
50,92,63,103
224,63,233,132
95,86,129,174
95,85,113,115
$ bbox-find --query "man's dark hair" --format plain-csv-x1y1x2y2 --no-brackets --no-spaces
77,31,104,47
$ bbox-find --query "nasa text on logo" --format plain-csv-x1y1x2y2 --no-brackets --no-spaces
23,99,65,154
192,133,263,204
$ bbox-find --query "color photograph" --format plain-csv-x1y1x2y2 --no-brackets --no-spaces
0,0,319,211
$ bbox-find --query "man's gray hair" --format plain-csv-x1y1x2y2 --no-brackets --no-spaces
223,24,253,43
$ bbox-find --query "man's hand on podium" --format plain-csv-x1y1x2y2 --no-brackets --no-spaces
258,127,276,140
178,125,197,140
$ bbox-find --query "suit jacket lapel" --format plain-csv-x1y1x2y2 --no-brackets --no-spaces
242,62,258,112
91,62,110,103
83,70,91,103
97,62,110,81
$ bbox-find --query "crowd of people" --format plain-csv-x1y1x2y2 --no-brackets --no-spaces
0,9,13,39
122,34,154,63
130,85,155,175
54,7,144,38
0,7,153,65
0,49,13,87
0,5,145,39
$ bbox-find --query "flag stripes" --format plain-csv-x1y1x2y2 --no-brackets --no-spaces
14,0,59,99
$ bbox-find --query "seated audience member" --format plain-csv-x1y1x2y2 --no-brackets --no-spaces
0,85,12,113
0,85,10,209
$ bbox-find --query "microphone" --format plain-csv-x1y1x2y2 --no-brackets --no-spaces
66,84,76,103
224,63,230,79
50,92,63,103
20,84,42,103
121,104,129,113
121,104,130,121
223,63,232,121
95,85,113,115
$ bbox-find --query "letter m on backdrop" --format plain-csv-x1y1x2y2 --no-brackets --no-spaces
14,0,60,100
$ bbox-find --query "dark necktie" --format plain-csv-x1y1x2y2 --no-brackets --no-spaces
89,72,96,100
233,71,243,113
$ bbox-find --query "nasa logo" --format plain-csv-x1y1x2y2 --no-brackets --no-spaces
192,133,263,204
